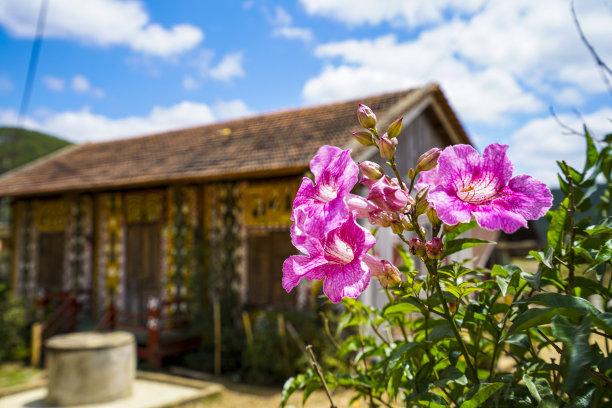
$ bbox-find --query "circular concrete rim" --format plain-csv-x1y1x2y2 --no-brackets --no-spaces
45,331,135,351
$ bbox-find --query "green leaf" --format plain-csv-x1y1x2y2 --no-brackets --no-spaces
459,383,504,408
585,238,612,274
418,392,449,407
547,198,569,252
442,238,495,258
552,315,594,393
583,125,598,172
444,220,478,241
434,366,468,388
384,299,423,316
523,375,541,403
302,381,320,405
516,293,601,315
505,307,584,338
496,275,508,296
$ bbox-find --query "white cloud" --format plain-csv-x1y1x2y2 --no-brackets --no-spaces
0,99,253,143
299,0,486,27
269,7,314,42
209,52,245,82
302,0,612,125
182,75,200,91
303,34,543,125
211,100,253,121
43,75,65,92
508,107,612,187
0,0,203,57
71,75,105,98
0,74,13,92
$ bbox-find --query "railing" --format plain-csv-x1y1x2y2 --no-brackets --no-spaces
96,297,198,369
31,290,89,366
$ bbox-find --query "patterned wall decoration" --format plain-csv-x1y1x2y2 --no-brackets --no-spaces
14,201,38,301
244,179,300,227
100,193,124,310
163,186,197,318
65,195,93,294
204,182,247,306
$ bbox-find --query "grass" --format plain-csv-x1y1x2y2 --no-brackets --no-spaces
0,363,41,389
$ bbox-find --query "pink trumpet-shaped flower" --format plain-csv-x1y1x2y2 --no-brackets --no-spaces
427,143,553,234
292,145,359,238
282,215,376,303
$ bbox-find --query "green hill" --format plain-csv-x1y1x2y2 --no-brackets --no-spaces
0,127,71,174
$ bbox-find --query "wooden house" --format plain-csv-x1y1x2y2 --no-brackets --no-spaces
0,84,473,357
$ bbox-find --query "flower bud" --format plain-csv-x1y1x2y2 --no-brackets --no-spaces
416,148,442,173
386,116,403,139
427,207,439,225
359,161,384,180
368,209,393,228
390,218,404,234
368,177,409,212
409,237,427,258
379,137,396,160
442,223,461,235
377,261,402,288
426,237,444,260
352,131,376,147
357,104,376,129
408,168,416,181
399,213,414,231
415,198,429,216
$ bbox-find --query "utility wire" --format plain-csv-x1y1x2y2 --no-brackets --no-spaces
17,0,50,127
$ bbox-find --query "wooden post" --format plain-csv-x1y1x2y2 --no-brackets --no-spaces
242,311,253,347
213,300,221,376
30,323,42,367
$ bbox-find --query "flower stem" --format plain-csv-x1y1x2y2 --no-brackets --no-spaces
428,263,480,385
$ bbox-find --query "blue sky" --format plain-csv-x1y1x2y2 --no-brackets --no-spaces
0,0,611,186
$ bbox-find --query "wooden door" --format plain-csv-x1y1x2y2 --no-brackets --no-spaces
38,232,65,293
125,223,161,324
247,230,296,308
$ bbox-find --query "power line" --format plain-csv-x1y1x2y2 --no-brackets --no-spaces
17,0,50,127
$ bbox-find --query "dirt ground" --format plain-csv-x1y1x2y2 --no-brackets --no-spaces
195,378,361,408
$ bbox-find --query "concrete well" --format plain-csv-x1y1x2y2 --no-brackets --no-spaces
45,331,135,406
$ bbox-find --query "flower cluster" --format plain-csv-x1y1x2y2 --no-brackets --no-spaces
283,146,395,303
283,103,553,305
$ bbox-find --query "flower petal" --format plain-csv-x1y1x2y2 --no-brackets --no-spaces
472,205,527,233
310,145,343,181
428,187,473,225
323,261,370,303
437,144,482,191
301,198,349,238
335,215,376,259
290,209,322,257
480,143,513,190
503,175,553,220
320,149,358,198
282,255,327,293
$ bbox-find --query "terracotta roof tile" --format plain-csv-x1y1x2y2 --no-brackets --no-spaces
0,84,469,197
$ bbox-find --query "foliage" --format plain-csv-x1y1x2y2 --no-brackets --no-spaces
0,284,29,363
281,112,612,406
0,127,70,174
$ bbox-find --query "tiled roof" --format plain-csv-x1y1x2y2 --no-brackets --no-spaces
0,83,469,197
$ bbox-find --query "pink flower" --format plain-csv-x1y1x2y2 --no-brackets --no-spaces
292,145,359,238
367,176,410,212
282,215,376,303
428,143,553,234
